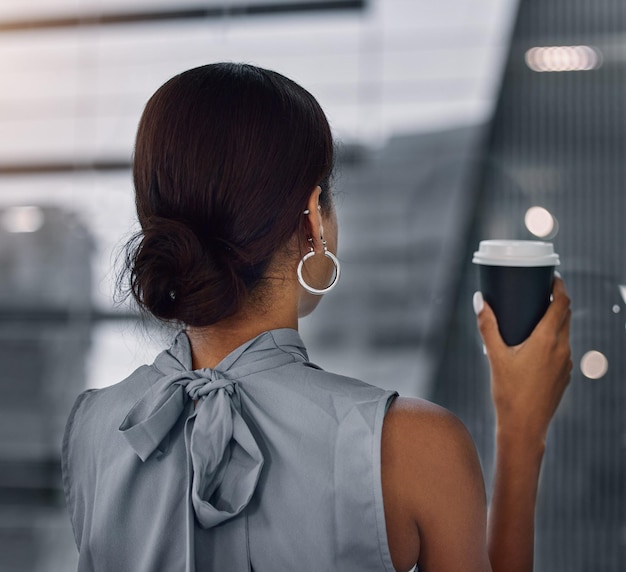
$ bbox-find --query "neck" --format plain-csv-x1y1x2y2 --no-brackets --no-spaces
185,277,299,370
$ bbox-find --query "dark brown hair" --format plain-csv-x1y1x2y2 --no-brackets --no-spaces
117,63,334,327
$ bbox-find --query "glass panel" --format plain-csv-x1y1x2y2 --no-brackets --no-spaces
435,1,626,569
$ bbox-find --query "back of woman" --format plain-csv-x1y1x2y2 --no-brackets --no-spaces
64,328,397,571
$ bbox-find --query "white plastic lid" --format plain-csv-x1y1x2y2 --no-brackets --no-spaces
472,240,560,267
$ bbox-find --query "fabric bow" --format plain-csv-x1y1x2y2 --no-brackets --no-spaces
119,369,264,528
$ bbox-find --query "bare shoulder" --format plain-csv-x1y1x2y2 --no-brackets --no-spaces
384,396,472,439
382,397,490,572
382,397,478,470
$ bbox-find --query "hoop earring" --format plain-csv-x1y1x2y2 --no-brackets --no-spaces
297,238,341,295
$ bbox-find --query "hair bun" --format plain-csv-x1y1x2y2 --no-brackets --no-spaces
126,216,247,326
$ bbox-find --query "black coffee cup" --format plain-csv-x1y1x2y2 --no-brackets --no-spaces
473,240,560,346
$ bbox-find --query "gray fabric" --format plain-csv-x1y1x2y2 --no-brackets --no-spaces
62,328,398,571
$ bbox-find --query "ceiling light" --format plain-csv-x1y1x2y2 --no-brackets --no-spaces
525,45,602,72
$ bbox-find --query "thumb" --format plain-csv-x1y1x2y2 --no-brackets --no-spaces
473,291,506,354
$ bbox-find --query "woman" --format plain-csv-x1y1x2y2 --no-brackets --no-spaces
62,63,572,572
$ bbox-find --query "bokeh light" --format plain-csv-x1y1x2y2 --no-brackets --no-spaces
524,206,557,238
1,205,44,233
580,350,609,380
525,45,602,72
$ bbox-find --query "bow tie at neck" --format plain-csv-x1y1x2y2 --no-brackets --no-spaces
118,329,307,528
186,368,232,400
119,367,263,528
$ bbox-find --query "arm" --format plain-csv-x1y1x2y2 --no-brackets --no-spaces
382,398,492,572
476,276,572,571
382,278,571,572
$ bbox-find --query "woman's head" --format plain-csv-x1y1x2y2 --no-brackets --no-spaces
120,63,335,327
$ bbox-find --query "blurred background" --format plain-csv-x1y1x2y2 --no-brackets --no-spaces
0,0,623,570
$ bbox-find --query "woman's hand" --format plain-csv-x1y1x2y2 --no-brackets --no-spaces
475,275,573,445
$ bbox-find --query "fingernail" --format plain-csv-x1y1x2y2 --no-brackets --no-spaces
473,291,484,315
554,270,562,278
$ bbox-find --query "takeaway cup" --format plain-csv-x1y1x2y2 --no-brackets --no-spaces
472,240,560,346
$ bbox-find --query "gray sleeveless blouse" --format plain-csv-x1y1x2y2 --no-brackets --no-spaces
62,329,398,571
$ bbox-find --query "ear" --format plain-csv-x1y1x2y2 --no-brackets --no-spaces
303,186,324,252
